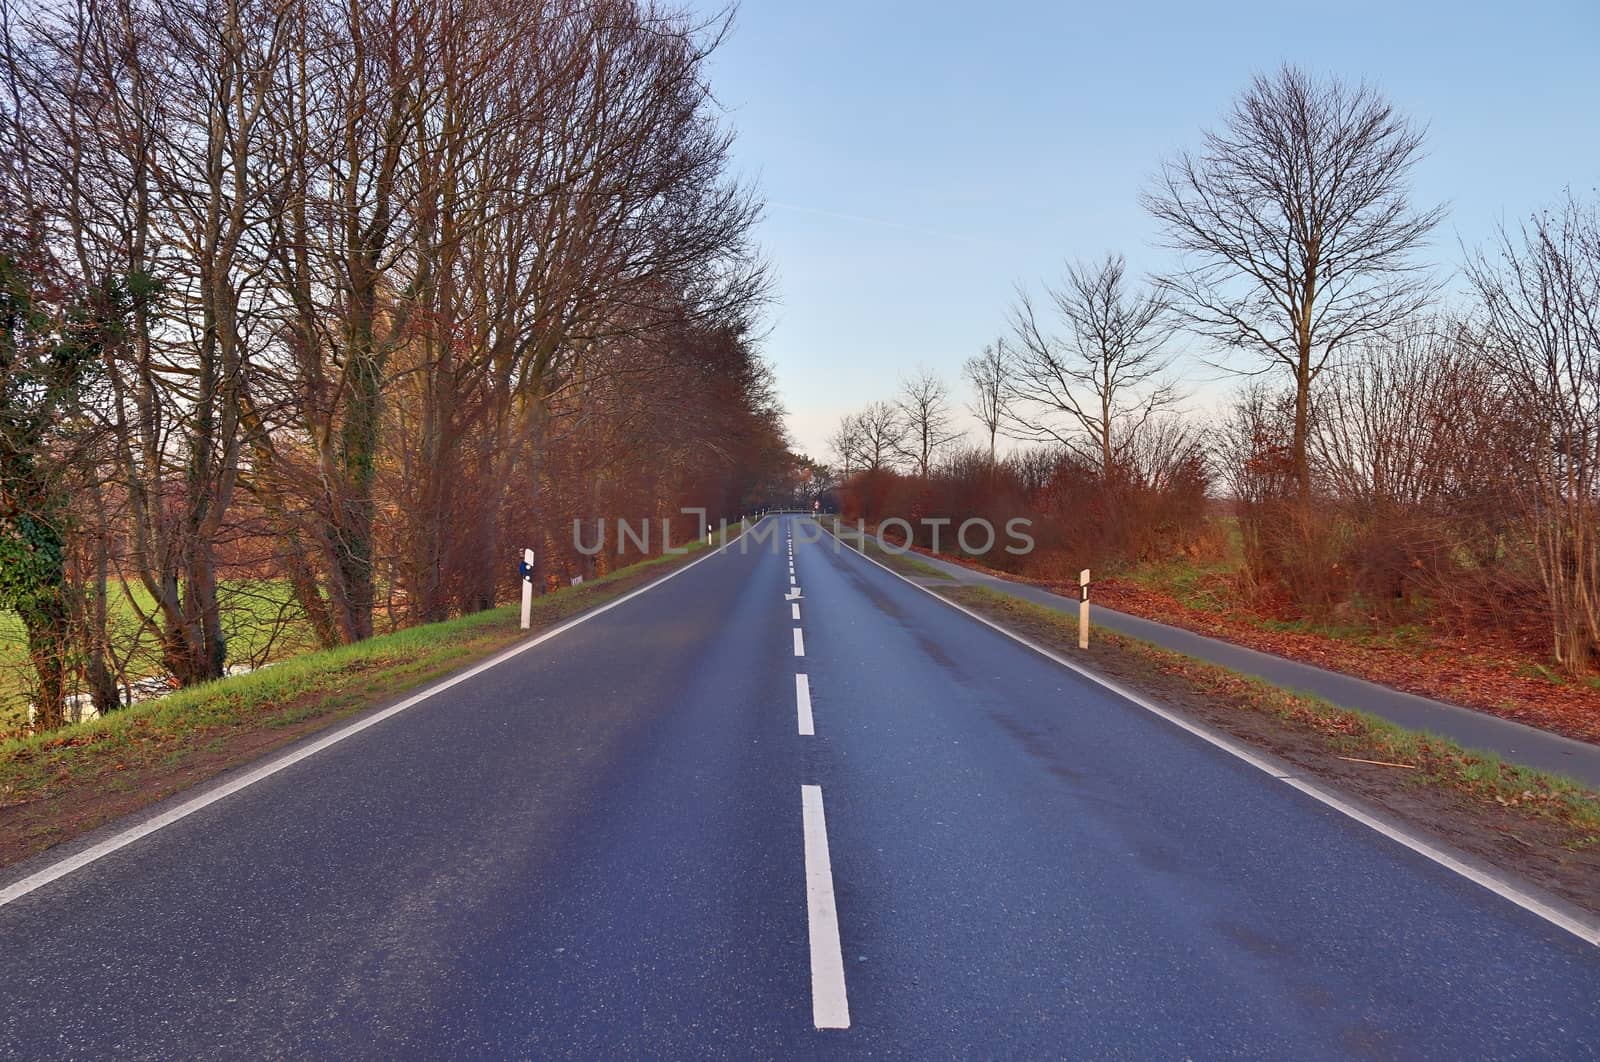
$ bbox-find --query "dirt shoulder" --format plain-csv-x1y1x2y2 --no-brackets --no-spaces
0,539,730,871
940,583,1600,918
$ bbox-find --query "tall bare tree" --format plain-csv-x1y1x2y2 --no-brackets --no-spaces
0,0,783,730
828,413,865,475
962,339,1007,463
1143,66,1444,502
1005,253,1177,479
9,0,294,684
894,369,961,478
851,401,905,473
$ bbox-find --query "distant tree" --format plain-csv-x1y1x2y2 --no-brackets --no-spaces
962,339,1008,463
1005,253,1177,479
828,413,866,475
854,401,907,473
1143,66,1444,502
894,370,961,478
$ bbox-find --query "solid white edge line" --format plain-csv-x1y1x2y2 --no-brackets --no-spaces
0,519,768,910
801,784,850,1029
793,628,806,657
820,519,1600,949
796,673,815,736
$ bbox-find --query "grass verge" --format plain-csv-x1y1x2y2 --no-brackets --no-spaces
941,583,1600,913
0,534,734,870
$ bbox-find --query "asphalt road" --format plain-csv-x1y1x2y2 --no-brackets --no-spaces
896,542,1600,788
2,515,1597,1058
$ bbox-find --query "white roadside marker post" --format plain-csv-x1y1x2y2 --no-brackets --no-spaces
1079,568,1090,649
520,548,536,630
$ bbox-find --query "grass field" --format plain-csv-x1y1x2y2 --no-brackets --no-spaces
0,579,324,734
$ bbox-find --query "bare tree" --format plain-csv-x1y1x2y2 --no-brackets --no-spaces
1004,253,1177,479
894,369,961,478
828,412,866,475
0,0,786,731
962,339,1007,463
9,0,294,684
1143,66,1444,502
854,401,905,473
1314,316,1482,510
1466,192,1600,673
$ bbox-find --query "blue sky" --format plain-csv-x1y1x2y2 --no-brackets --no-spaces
696,1,1600,459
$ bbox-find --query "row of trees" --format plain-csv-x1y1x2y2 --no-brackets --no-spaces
0,0,790,730
831,66,1600,675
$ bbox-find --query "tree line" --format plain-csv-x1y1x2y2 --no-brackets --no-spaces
829,66,1600,677
0,0,789,730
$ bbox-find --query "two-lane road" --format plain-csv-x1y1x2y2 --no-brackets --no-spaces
2,515,1597,1058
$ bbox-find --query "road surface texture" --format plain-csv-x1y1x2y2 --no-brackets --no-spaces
2,515,1597,1058
869,533,1600,788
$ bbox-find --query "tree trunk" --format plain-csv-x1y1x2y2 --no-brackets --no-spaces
24,596,70,731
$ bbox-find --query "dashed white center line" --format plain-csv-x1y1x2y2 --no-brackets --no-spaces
801,785,850,1029
795,673,814,735
790,574,797,586
793,628,805,656
791,602,801,620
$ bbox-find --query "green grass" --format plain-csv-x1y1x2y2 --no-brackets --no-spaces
1250,612,1431,649
0,608,45,729
0,577,325,732
944,584,1600,839
1122,555,1239,611
1518,662,1567,686
874,548,953,580
1119,554,1437,649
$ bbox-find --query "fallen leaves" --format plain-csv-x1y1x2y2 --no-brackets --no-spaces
1071,570,1599,745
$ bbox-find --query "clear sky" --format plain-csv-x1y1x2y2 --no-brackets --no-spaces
696,0,1600,460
